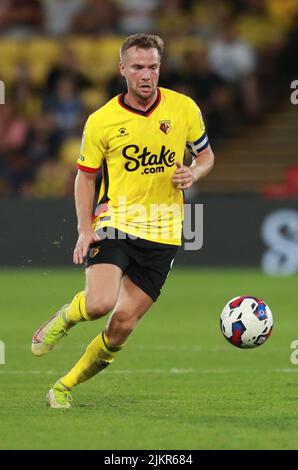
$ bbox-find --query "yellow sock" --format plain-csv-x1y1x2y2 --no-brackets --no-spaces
65,291,90,322
60,331,124,389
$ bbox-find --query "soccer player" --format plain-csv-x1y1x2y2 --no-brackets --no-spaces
31,34,214,408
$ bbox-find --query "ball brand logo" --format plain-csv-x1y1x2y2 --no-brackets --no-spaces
122,144,175,174
0,341,5,364
0,80,5,104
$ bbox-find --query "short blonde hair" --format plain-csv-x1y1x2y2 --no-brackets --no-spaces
120,34,164,61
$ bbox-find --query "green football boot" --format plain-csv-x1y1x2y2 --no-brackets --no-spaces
46,382,73,409
31,304,75,357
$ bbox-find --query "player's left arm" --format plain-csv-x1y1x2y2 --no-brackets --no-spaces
172,145,214,190
173,97,214,190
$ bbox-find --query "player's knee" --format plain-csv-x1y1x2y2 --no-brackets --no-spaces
85,299,114,320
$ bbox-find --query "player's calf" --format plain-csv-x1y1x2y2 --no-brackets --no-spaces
85,298,115,320
106,311,139,347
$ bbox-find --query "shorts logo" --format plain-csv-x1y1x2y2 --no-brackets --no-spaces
89,247,100,258
159,120,171,135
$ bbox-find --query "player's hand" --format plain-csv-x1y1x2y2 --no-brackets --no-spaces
172,161,194,190
73,230,100,265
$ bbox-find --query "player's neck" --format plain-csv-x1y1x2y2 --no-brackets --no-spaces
124,89,158,112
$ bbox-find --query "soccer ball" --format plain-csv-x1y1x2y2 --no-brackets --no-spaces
220,296,273,349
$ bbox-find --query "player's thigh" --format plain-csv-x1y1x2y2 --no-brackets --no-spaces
109,274,154,326
85,263,123,313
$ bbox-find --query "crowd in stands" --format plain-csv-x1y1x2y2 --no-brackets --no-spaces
0,0,298,197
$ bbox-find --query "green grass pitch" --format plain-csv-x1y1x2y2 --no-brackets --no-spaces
0,268,297,450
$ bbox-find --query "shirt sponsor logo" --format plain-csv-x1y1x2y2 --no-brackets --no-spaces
122,144,176,174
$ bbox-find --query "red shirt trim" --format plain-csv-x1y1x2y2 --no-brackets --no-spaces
77,163,99,173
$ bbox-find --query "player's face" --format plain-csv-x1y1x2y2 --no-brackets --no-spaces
120,47,160,101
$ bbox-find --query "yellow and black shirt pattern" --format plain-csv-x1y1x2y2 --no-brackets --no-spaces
77,87,208,245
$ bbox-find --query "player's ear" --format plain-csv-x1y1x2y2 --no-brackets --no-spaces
119,62,125,77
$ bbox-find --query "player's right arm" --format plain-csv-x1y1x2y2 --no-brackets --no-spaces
74,114,105,264
73,170,99,265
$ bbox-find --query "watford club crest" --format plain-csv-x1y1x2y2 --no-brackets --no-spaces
159,120,172,135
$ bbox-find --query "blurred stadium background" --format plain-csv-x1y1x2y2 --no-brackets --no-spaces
1,0,298,450
0,0,298,273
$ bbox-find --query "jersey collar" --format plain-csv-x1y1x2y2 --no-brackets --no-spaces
118,88,161,117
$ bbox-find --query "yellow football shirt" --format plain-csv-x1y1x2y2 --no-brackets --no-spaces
77,87,208,245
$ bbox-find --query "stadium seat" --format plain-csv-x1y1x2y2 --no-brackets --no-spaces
0,65,17,85
59,137,81,165
262,183,289,199
26,39,60,65
167,37,204,59
69,37,94,66
262,165,298,199
0,40,21,64
28,62,51,86
267,0,298,29
236,16,284,48
96,37,123,58
81,88,107,111
34,161,74,197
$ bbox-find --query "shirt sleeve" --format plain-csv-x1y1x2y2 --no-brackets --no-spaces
76,115,106,173
186,97,209,159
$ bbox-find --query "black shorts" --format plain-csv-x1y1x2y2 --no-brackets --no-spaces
85,228,179,302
